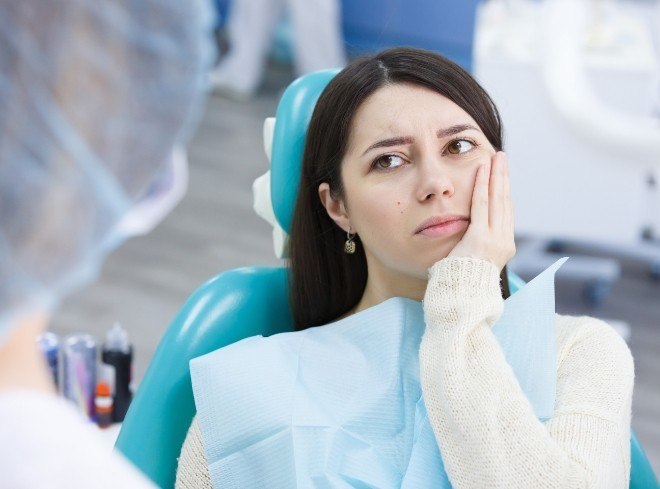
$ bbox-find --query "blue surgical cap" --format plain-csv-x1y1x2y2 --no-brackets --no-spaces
0,0,215,342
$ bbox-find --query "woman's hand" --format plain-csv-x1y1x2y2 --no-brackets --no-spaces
447,151,515,272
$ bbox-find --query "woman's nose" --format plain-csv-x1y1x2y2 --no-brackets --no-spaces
415,158,455,202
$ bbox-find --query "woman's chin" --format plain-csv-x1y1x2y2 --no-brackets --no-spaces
424,246,452,263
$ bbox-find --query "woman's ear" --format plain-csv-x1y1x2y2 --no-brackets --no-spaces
318,182,350,233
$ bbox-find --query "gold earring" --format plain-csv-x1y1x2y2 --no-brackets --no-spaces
344,229,356,254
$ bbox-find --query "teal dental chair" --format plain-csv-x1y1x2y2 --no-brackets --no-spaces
115,70,659,489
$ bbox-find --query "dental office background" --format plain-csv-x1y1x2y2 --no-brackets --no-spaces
47,0,660,475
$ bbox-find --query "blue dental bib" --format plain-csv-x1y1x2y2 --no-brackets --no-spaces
190,258,567,488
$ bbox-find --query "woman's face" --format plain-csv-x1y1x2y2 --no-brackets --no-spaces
320,83,497,287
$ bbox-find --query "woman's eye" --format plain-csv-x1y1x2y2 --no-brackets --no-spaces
372,154,406,170
446,139,475,155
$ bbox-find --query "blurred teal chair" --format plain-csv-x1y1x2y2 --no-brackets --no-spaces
115,70,659,489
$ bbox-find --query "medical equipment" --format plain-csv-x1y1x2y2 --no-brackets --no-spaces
116,70,658,489
474,0,660,305
61,334,98,421
0,0,215,345
101,323,133,423
95,381,114,429
37,332,60,388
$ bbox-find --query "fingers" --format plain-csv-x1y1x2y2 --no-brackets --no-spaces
489,152,505,228
450,151,515,268
496,152,516,258
472,152,512,229
470,158,490,229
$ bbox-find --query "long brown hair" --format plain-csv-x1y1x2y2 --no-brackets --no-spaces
289,47,511,330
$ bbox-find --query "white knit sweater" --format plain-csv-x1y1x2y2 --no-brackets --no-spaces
176,257,634,488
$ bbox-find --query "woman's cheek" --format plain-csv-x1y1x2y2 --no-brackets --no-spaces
357,198,403,243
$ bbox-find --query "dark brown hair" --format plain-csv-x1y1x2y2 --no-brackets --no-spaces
289,47,511,330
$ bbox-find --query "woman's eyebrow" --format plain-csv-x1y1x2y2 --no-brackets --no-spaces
361,124,481,157
436,123,481,139
361,136,414,156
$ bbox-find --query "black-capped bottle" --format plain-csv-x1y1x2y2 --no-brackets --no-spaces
101,322,133,422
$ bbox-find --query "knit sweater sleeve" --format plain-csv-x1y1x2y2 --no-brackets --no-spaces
419,256,634,489
175,416,214,489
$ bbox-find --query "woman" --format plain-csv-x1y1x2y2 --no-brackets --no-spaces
176,47,634,488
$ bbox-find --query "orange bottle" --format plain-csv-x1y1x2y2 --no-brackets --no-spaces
94,381,113,429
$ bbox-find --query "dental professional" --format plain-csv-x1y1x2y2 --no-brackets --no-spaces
177,48,635,488
0,0,214,487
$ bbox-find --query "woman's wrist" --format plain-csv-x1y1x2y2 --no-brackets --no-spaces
427,256,501,287
423,256,504,332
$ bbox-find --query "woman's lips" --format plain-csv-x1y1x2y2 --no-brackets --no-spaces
417,218,469,237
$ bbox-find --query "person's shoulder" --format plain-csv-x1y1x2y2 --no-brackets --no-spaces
554,313,634,376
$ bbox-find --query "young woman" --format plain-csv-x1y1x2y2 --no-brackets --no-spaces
176,47,634,488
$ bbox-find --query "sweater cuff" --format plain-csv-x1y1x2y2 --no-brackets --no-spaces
423,256,504,333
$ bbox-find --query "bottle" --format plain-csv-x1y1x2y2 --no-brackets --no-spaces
101,323,133,422
94,381,113,428
62,334,97,420
36,332,59,389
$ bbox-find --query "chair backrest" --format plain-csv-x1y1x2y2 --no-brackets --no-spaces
115,267,291,488
115,70,658,489
114,69,337,489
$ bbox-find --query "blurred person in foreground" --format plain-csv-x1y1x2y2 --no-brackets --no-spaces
0,0,214,486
